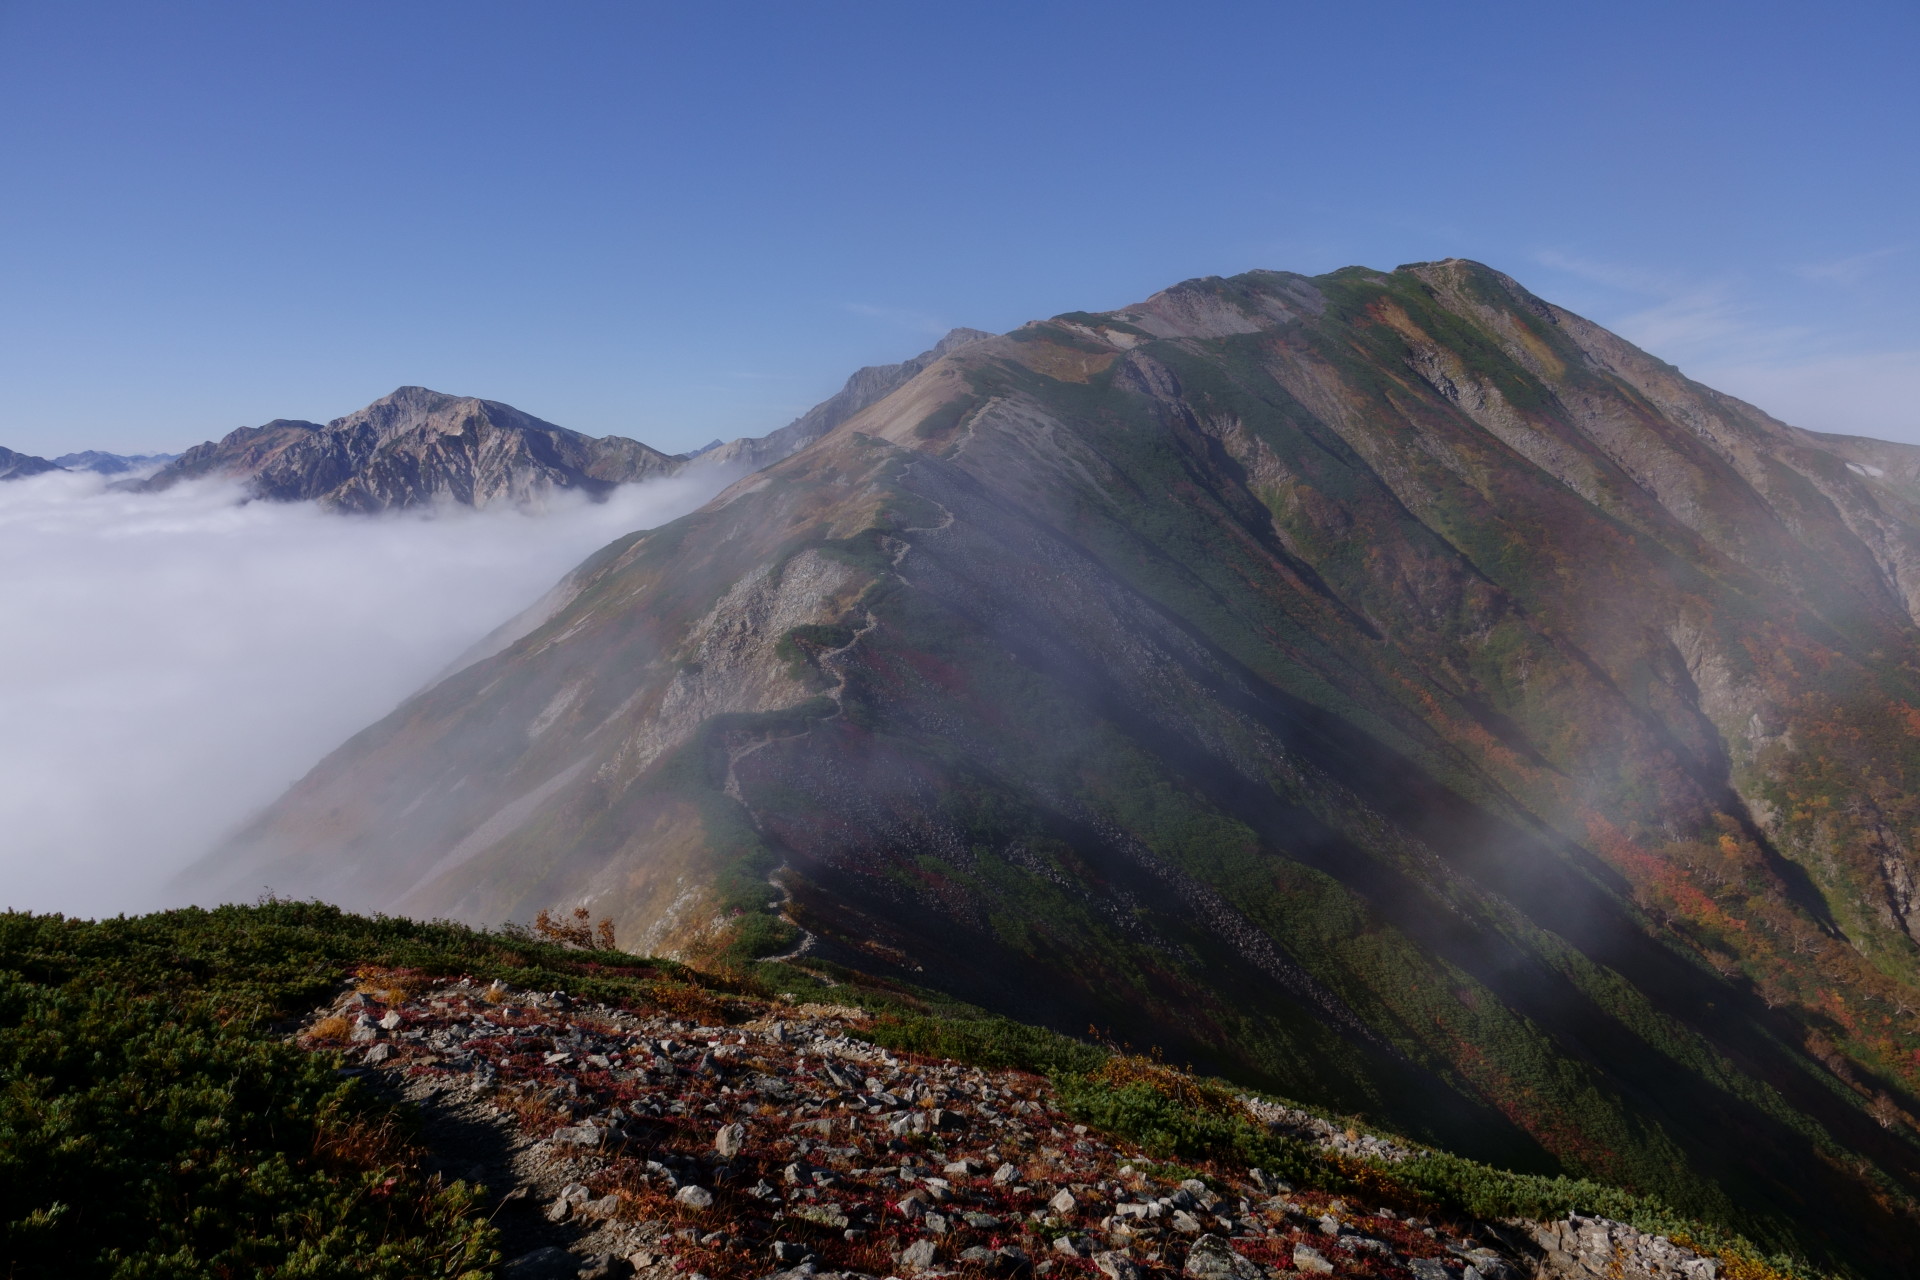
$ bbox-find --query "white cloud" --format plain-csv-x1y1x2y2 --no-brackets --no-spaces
0,470,724,917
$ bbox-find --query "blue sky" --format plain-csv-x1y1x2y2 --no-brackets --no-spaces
1,0,1915,457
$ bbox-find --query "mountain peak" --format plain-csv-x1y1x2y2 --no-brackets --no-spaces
141,388,676,511
930,326,997,358
681,326,1000,475
0,445,63,480
186,260,1920,1272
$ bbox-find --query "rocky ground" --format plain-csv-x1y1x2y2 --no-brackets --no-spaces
304,975,1727,1280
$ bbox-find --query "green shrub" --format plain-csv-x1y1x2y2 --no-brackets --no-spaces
860,1013,1105,1077
0,971,494,1278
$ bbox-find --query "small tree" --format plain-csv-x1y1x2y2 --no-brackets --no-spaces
533,906,616,950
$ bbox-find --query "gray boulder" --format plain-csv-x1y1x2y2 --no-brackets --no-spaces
1183,1235,1262,1280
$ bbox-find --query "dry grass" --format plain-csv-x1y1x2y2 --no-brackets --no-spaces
312,1112,411,1172
490,1088,571,1135
306,1014,353,1042
1674,1237,1803,1280
645,980,735,1026
534,906,616,950
1093,1051,1235,1113
352,965,424,1006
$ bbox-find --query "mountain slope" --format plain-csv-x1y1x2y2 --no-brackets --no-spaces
687,327,996,475
186,261,1920,1272
0,445,63,480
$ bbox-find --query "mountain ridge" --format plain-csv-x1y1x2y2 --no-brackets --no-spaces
184,259,1920,1272
0,444,65,480
132,330,1000,512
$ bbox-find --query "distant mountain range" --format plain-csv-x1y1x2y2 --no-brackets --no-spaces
106,329,994,511
183,259,1920,1273
1,330,997,511
0,445,64,480
0,446,175,479
55,449,178,475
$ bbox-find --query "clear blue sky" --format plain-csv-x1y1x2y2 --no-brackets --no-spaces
1,0,1915,457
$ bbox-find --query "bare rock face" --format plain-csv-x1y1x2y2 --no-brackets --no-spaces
141,387,683,511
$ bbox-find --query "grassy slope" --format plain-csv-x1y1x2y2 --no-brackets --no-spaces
0,903,1820,1280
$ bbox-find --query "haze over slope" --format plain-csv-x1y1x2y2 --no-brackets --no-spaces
187,261,1920,1272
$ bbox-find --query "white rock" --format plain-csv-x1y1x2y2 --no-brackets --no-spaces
1292,1243,1335,1274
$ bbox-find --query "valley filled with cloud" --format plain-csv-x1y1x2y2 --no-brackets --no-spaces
0,470,719,915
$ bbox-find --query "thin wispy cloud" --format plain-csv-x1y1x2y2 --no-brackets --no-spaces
1531,249,1810,360
1528,247,1920,442
0,470,722,917
1796,245,1908,286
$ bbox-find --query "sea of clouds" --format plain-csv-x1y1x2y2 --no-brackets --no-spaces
0,469,726,917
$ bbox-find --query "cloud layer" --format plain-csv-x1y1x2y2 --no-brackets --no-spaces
0,471,723,917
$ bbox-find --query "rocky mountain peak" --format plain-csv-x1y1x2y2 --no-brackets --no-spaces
138,388,682,512
335,385,501,438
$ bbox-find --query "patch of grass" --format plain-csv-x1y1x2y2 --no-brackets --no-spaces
716,909,802,964
859,1012,1104,1077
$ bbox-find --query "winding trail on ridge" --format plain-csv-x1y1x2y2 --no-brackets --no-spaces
727,480,955,968
758,864,817,965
